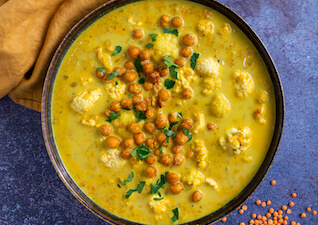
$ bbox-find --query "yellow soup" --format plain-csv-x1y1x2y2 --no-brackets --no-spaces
52,0,276,224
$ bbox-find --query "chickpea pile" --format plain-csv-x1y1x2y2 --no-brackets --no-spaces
96,14,203,202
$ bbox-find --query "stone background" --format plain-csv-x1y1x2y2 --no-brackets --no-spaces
0,0,317,224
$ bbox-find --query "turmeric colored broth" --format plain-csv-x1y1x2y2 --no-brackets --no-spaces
51,0,276,224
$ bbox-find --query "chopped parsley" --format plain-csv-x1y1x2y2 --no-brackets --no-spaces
120,172,134,185
134,58,143,73
150,172,169,194
146,43,154,48
112,46,122,56
115,81,118,85
183,128,193,143
150,33,158,41
128,94,133,98
107,71,120,81
131,144,151,161
96,67,106,73
169,66,178,79
190,53,200,70
138,77,145,84
177,112,182,119
160,121,179,143
164,79,176,89
164,55,180,68
106,111,121,122
125,181,146,199
162,27,179,36
153,197,164,201
171,208,179,223
117,184,121,188
159,145,163,155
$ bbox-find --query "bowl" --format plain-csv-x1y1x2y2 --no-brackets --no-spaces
41,0,284,224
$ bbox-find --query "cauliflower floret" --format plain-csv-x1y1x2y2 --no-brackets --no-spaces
81,115,102,127
197,20,214,36
80,77,93,87
211,93,231,118
254,104,266,124
152,34,178,63
149,194,170,213
94,47,112,70
173,67,198,93
202,77,222,96
100,149,126,168
196,58,220,78
192,113,205,134
182,169,205,187
105,79,126,99
257,90,269,104
219,127,252,155
190,139,208,169
71,88,102,114
232,70,254,98
218,23,232,36
112,110,136,136
205,178,218,189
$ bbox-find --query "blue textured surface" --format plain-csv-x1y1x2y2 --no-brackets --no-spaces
0,0,317,224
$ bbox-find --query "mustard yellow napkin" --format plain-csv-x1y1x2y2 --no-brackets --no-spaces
0,0,108,111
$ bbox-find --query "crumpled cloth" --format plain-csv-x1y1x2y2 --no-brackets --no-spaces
0,0,109,111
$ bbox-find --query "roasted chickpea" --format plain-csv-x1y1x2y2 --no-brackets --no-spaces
96,69,105,79
146,166,157,178
167,172,180,184
181,47,192,58
134,132,146,145
173,154,185,166
170,182,184,194
104,108,111,117
132,94,143,104
121,148,133,159
183,87,193,99
175,57,186,67
158,66,169,77
127,45,141,59
129,122,140,134
181,118,193,130
132,29,144,39
146,155,156,164
120,98,133,109
158,89,171,101
143,81,153,91
124,71,137,83
172,145,183,154
160,15,170,27
135,101,148,112
162,135,172,147
145,108,156,119
182,34,197,46
102,70,112,82
146,137,159,149
143,63,154,74
106,136,121,149
144,122,158,134
156,132,166,144
141,59,149,65
128,83,142,94
155,114,169,129
207,123,217,131
123,137,135,149
139,49,151,60
148,71,160,83
154,148,165,157
160,154,173,166
113,67,125,77
168,111,178,123
174,132,189,145
99,124,112,136
192,190,204,202
171,16,183,28
110,100,121,113
124,61,135,70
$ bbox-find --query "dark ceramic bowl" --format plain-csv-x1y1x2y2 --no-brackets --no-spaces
41,0,284,224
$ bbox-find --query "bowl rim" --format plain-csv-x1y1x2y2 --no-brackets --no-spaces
41,0,285,224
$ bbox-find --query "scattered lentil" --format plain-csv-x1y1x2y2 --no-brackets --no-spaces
312,210,317,215
270,180,276,185
242,205,248,211
289,202,295,207
291,193,297,198
261,202,267,207
306,207,311,212
287,209,292,214
267,200,272,206
300,213,306,218
290,222,296,225
252,213,257,218
240,223,246,225
282,205,287,210
278,210,283,215
256,200,262,205
266,213,271,218
221,217,227,222
239,209,244,214
269,208,274,213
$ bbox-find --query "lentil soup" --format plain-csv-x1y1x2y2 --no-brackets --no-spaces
51,0,276,224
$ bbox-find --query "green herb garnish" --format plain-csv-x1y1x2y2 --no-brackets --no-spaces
146,43,154,48
121,172,134,185
190,53,200,70
131,144,151,161
171,208,179,223
150,33,158,41
162,27,179,36
169,66,178,79
138,77,145,84
124,181,146,199
117,184,121,188
112,46,122,56
150,172,169,195
153,197,164,201
164,79,176,89
159,145,163,155
169,121,179,129
134,107,147,122
106,111,121,122
115,81,118,85
128,94,133,98
107,71,120,81
177,112,182,119
97,67,106,73
134,58,143,73
125,189,135,199
182,128,193,143
164,55,180,68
